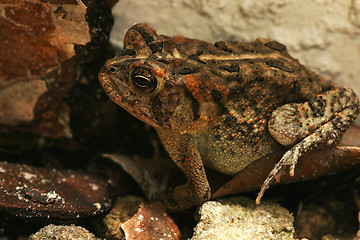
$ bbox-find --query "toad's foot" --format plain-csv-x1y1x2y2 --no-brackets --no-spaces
156,129,211,211
256,88,359,204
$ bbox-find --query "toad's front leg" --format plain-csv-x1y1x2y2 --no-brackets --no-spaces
257,87,360,204
156,129,211,211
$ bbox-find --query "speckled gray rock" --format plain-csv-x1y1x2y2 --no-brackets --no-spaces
29,224,95,240
191,197,296,240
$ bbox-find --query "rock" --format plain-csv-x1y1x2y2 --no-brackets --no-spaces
0,79,47,126
0,0,90,85
99,154,181,201
29,224,95,240
212,147,360,203
295,198,358,240
103,196,180,240
0,0,89,129
121,201,180,240
295,204,335,239
0,161,112,219
103,196,146,240
192,197,295,240
0,0,118,154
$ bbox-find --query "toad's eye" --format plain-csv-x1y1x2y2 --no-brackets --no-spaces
130,72,158,93
109,66,117,73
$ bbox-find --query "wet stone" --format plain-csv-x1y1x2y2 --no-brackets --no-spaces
0,161,112,219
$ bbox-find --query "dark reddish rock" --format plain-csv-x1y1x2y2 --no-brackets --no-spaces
103,197,180,240
212,146,360,202
0,0,89,127
0,0,84,86
0,0,122,157
0,161,112,219
121,202,181,240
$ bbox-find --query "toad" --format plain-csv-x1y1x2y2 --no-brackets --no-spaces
99,23,359,210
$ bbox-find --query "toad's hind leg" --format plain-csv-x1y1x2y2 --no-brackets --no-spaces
256,88,359,204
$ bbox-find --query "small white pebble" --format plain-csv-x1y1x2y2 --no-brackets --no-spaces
93,203,101,211
89,183,99,191
134,227,143,233
23,172,37,180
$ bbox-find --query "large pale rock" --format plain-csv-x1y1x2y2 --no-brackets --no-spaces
191,197,296,240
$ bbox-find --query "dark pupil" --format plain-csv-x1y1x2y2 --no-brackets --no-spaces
109,66,117,73
132,75,157,92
